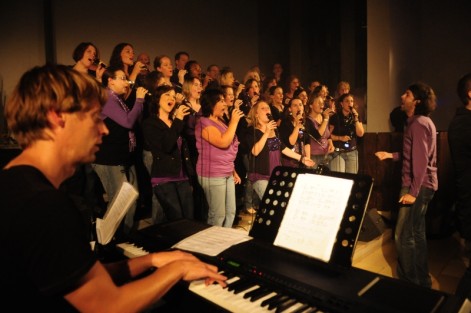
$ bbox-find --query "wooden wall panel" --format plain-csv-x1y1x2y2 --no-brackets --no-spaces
357,132,455,237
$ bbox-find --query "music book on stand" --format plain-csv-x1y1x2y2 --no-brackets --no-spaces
95,181,138,245
273,173,353,262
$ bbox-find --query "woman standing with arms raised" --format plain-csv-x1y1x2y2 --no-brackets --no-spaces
195,88,244,227
92,67,147,235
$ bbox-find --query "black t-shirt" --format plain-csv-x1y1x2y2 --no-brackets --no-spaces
0,166,97,311
329,112,357,150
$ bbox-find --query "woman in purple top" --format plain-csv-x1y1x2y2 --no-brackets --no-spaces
195,88,244,227
92,67,147,234
375,82,438,288
304,92,335,170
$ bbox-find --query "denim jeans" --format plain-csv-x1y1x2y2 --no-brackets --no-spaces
242,153,259,210
395,186,435,288
153,181,194,221
329,149,358,173
142,150,166,224
92,163,138,234
198,175,236,227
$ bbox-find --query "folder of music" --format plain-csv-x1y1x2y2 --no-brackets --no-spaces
96,181,138,245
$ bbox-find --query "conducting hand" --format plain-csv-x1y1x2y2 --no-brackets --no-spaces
375,151,392,160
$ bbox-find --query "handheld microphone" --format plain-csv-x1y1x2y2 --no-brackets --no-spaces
267,113,279,137
91,58,107,68
296,111,305,129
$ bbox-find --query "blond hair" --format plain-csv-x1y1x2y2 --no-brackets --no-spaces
5,64,107,148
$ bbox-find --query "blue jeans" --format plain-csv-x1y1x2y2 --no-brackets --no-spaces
198,175,236,227
142,150,166,224
395,186,435,288
329,149,358,173
153,181,194,221
92,163,138,234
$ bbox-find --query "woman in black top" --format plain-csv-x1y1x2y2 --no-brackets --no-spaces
328,93,364,173
142,85,195,221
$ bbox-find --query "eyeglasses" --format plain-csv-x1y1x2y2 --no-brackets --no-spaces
113,76,128,82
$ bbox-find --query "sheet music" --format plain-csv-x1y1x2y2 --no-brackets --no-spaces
274,173,353,262
96,181,138,245
172,226,252,256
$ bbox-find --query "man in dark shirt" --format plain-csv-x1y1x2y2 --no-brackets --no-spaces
0,64,225,311
170,51,190,86
448,73,471,254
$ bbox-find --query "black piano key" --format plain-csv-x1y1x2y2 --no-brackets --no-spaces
243,286,261,299
268,295,290,310
232,280,256,294
226,277,250,291
261,293,282,308
249,287,273,302
244,286,264,299
221,270,237,279
275,298,297,313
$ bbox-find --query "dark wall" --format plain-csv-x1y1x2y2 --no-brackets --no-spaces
257,0,366,94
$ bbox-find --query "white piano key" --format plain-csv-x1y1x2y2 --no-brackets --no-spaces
189,276,279,312
116,242,149,258
282,302,306,313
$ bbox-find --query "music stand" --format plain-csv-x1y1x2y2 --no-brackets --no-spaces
249,166,373,268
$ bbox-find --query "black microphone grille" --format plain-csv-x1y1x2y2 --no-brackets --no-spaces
266,113,273,121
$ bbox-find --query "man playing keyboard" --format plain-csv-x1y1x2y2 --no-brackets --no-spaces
0,64,226,312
